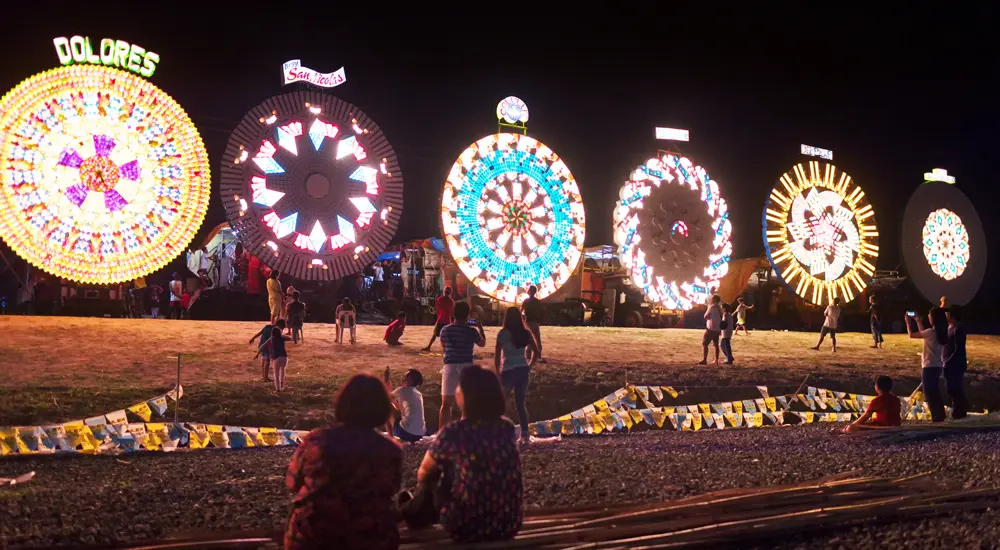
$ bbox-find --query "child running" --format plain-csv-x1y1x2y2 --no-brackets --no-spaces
384,311,407,346
256,319,290,392
842,375,902,432
734,297,753,335
285,291,306,344
384,367,426,443
249,321,274,381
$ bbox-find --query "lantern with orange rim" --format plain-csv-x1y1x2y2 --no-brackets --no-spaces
762,161,879,306
0,65,210,284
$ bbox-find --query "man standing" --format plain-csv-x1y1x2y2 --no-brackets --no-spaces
944,305,968,419
812,297,842,352
521,285,545,362
372,262,384,300
438,301,486,430
869,295,883,349
169,273,184,319
422,287,455,352
698,295,723,365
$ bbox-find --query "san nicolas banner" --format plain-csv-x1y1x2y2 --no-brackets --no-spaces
282,59,346,88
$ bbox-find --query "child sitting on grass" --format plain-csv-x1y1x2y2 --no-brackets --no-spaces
383,367,426,443
384,311,407,346
249,321,274,381
842,375,902,433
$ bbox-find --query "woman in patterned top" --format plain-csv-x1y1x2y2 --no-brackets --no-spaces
415,365,523,543
285,375,403,550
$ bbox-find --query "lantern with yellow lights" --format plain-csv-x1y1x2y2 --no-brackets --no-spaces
762,161,879,306
0,65,211,284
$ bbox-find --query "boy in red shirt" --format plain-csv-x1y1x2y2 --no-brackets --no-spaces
843,375,902,433
384,312,407,346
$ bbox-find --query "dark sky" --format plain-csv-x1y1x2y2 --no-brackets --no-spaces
2,6,997,297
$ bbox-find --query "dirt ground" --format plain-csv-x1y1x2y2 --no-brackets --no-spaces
3,316,999,430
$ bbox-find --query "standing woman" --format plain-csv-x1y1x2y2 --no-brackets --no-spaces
905,307,949,422
944,305,969,419
285,374,402,550
267,270,283,325
494,307,539,443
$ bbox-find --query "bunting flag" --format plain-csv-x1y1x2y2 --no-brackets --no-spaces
526,384,950,439
0,389,308,457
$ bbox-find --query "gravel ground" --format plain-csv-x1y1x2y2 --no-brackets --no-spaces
3,425,1000,548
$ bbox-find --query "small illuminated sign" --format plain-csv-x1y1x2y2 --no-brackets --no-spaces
655,127,690,141
282,60,346,88
800,144,833,160
53,36,159,78
496,96,529,124
924,168,956,184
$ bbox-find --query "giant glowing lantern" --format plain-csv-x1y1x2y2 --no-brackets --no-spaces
763,161,879,306
0,36,210,284
221,91,403,280
901,169,985,305
613,153,732,310
441,98,585,303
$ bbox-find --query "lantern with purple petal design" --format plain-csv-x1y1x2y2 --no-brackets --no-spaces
0,65,210,284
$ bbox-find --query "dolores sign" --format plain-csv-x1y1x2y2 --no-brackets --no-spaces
282,60,346,88
53,36,159,78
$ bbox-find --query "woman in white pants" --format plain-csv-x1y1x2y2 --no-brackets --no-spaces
335,297,357,344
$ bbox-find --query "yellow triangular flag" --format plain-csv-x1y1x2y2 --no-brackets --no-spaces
128,402,153,422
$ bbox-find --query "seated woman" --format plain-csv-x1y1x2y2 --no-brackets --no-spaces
285,374,402,550
409,365,523,543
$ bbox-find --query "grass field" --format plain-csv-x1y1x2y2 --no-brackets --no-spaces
3,316,999,430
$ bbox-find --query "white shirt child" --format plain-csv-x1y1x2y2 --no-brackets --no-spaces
392,385,426,437
823,305,841,329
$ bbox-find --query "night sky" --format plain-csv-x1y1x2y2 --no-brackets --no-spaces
1,7,996,298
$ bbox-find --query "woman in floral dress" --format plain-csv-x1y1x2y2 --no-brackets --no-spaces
285,375,402,550
414,365,524,543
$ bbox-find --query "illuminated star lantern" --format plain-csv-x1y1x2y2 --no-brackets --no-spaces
763,162,879,306
441,133,586,303
922,209,969,281
613,154,732,311
220,91,403,280
0,65,210,284
901,173,985,306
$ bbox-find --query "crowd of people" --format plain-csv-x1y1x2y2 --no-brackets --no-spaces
239,276,975,548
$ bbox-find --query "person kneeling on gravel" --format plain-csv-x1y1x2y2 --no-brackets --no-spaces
842,376,902,433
